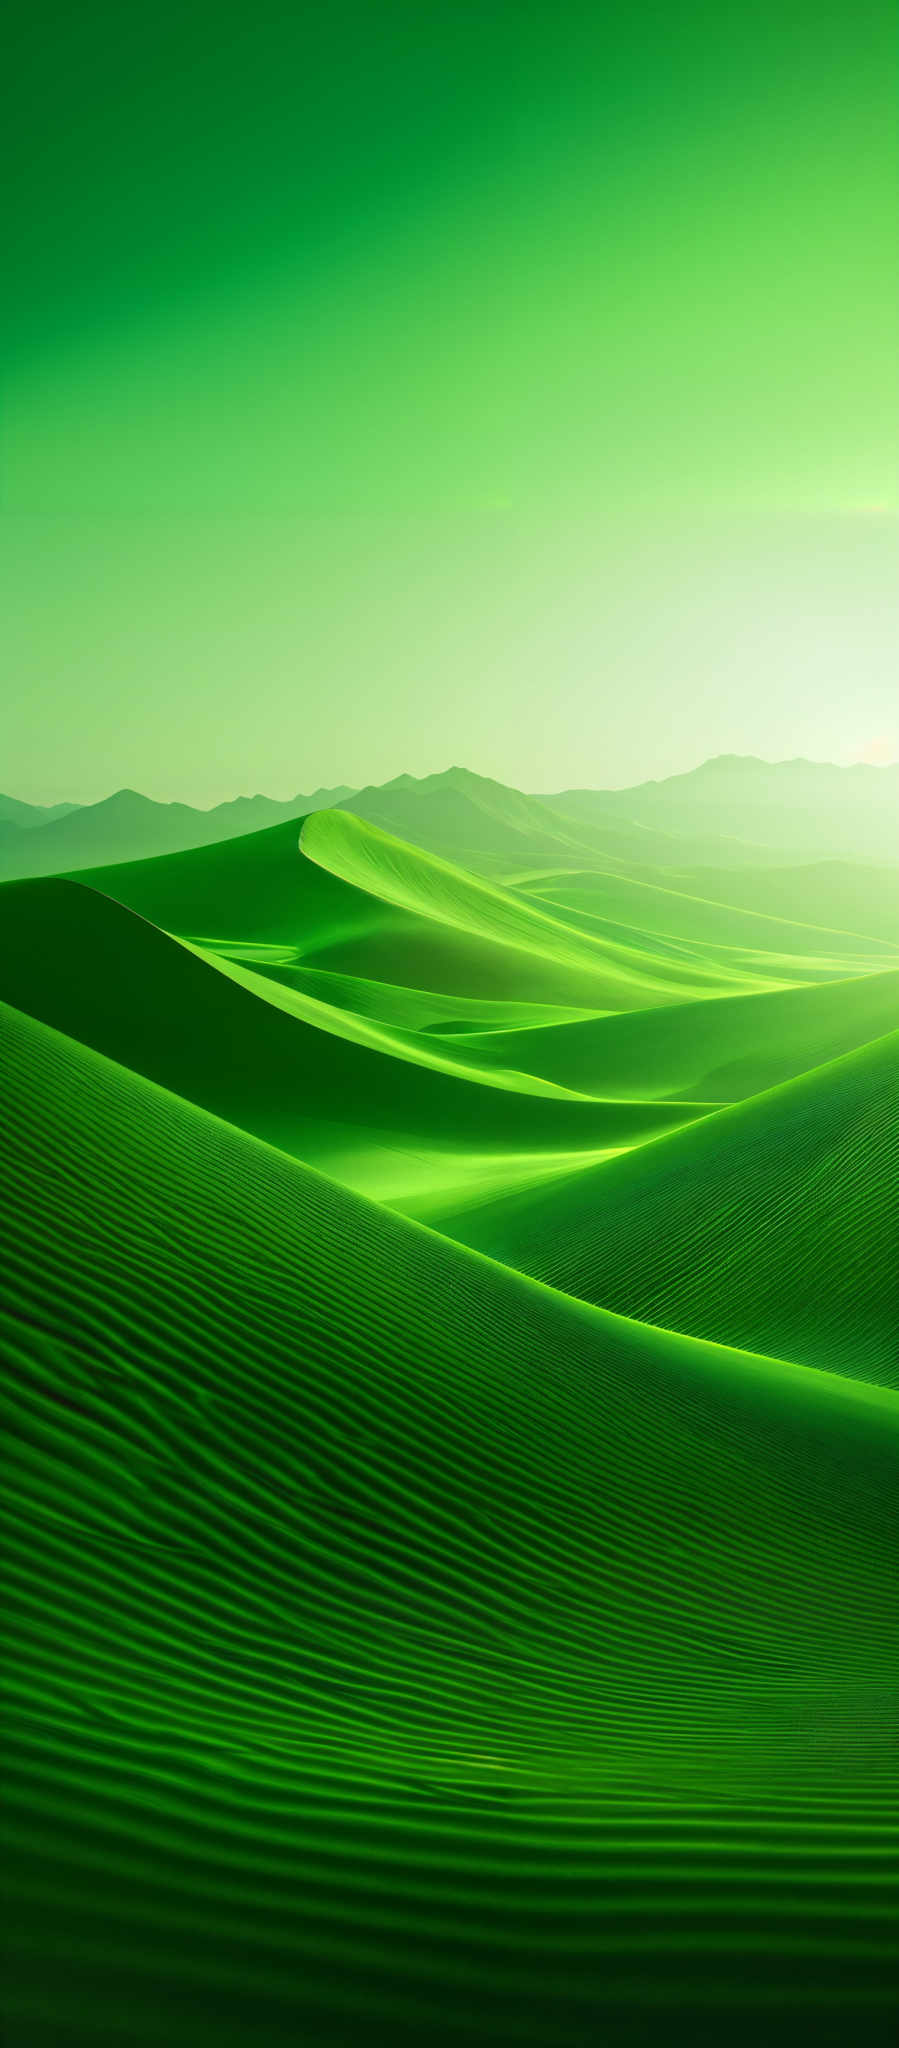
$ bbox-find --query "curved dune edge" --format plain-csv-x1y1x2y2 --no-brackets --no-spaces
0,876,707,1208
423,1022,899,1387
3,996,898,2045
300,807,789,1006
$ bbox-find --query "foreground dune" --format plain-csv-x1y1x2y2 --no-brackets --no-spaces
2,995,898,2044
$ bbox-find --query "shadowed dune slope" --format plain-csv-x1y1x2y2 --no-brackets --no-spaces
237,957,598,1035
423,1030,899,1386
2,997,899,2045
300,809,786,1006
450,967,899,1103
78,814,740,1010
0,879,706,1201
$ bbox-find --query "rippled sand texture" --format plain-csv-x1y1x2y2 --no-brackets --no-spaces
2,805,898,2044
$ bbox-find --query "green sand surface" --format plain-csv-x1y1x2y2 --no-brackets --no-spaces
419,1030,899,1386
2,795,898,2044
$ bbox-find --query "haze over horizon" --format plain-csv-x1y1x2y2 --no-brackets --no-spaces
3,747,899,818
6,2,898,806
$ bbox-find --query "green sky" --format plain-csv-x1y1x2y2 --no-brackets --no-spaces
6,1,898,804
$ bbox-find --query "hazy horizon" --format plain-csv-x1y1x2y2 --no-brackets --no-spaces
6,2,898,809
4,744,899,816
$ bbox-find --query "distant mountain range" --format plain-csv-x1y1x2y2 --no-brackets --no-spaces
0,756,895,884
558,755,899,865
0,794,81,831
0,785,355,881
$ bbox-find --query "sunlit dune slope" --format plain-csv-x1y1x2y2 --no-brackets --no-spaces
519,861,899,970
0,877,705,1202
300,809,788,1006
448,967,899,1103
72,812,757,1011
2,996,898,2045
423,1029,899,1386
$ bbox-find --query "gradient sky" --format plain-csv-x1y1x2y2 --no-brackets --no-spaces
5,1,898,805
